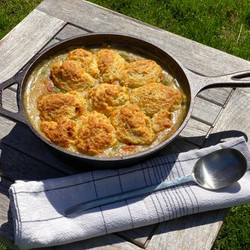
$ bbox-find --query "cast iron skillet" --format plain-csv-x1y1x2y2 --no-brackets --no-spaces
0,33,250,168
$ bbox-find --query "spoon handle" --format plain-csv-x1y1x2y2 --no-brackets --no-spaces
65,174,194,217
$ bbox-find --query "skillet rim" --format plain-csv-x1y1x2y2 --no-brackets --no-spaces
19,32,194,165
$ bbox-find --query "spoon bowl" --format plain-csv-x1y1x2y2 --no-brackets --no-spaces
193,148,247,190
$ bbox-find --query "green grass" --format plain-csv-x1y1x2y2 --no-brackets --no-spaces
213,204,250,249
0,0,249,249
89,0,250,60
0,0,42,39
0,245,7,250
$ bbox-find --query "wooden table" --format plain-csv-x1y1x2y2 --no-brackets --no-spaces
0,0,249,249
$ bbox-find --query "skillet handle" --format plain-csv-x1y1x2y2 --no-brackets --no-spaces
0,74,27,125
186,70,250,96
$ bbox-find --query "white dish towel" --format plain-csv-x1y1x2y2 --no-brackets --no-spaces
9,137,250,249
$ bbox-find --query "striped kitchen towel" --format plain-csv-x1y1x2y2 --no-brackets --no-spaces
9,136,250,249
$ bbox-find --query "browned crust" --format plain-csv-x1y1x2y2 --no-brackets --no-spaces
40,118,78,148
37,91,87,122
130,82,181,116
87,83,129,116
76,111,117,155
50,60,96,91
110,104,156,145
120,59,163,88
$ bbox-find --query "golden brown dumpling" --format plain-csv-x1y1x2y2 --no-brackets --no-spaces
67,48,100,79
50,60,96,91
110,104,156,145
152,110,173,132
40,118,77,148
76,111,117,155
87,83,129,116
37,91,87,122
96,49,126,83
130,82,181,117
120,59,163,88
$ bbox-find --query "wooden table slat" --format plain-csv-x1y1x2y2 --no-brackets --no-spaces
49,234,141,250
146,210,227,250
197,88,232,106
55,24,89,41
180,118,211,146
41,39,61,51
116,225,158,248
0,9,66,83
1,88,18,113
204,88,250,148
192,97,222,125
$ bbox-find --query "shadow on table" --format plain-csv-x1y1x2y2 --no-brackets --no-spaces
0,124,248,248
0,122,248,180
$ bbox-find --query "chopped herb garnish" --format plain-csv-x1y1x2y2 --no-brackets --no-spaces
53,89,60,93
113,145,119,151
181,96,188,105
163,80,169,85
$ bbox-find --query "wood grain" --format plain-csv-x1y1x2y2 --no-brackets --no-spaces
0,117,15,140
55,24,89,40
180,118,210,146
0,88,19,139
37,0,238,127
146,210,227,250
192,97,222,125
0,9,65,83
1,88,18,113
0,124,79,175
197,88,232,106
204,88,250,148
40,38,61,51
116,225,158,248
49,234,141,250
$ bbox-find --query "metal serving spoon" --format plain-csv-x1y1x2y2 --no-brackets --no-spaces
65,148,247,217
